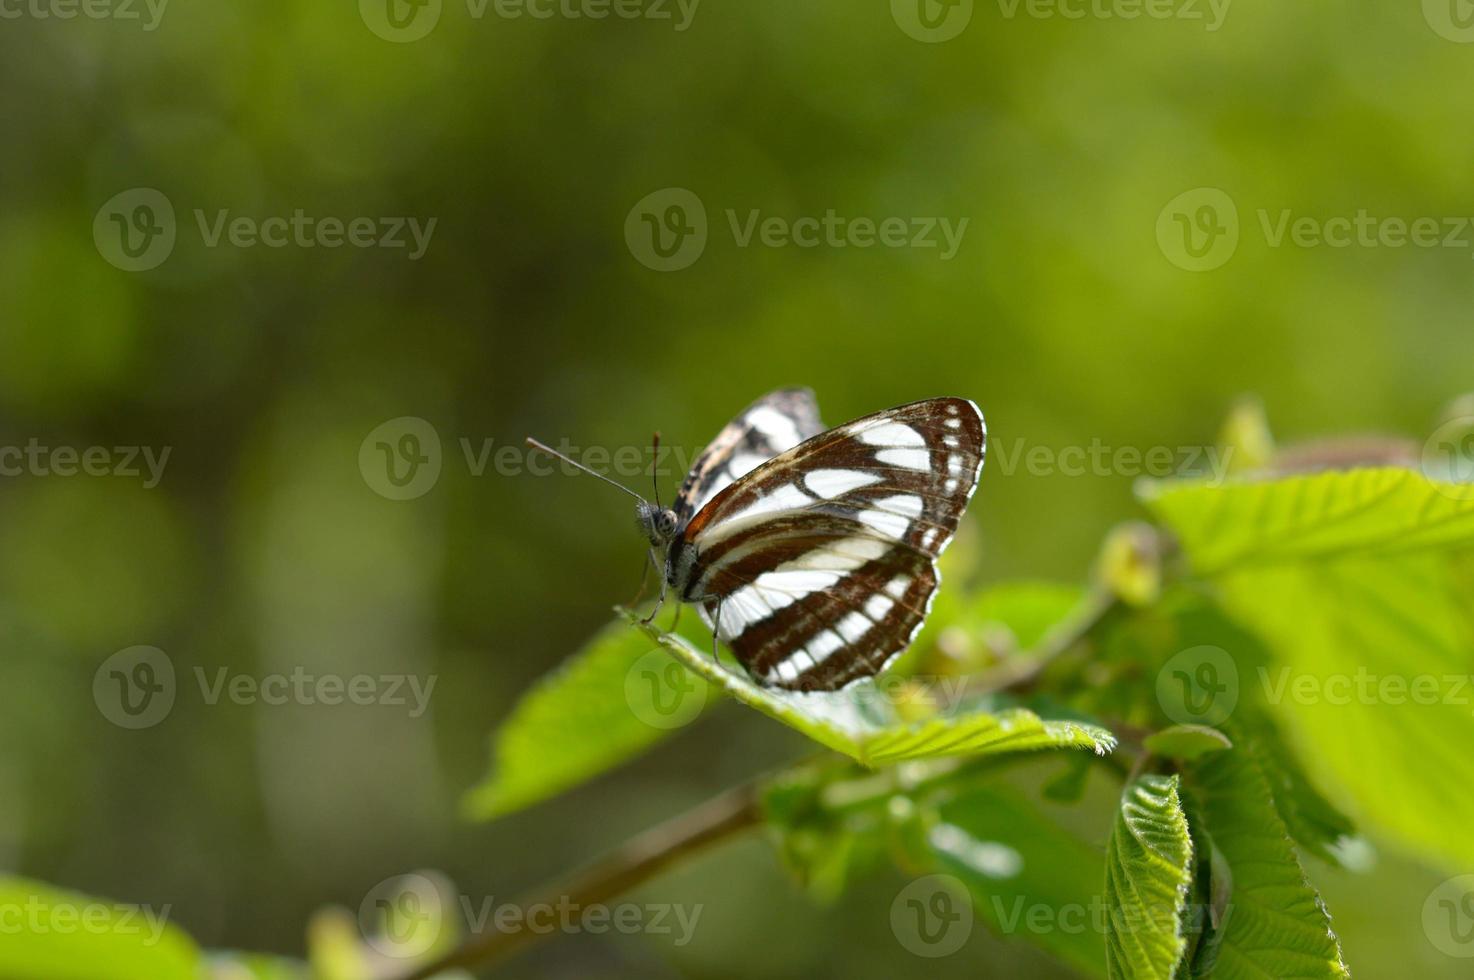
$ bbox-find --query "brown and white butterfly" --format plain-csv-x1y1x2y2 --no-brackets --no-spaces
529,388,986,692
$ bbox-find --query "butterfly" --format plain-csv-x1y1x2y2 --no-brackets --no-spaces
529,388,986,692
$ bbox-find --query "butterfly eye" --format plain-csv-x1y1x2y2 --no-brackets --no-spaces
657,510,678,536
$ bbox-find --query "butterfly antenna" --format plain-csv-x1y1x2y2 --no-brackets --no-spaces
650,431,663,509
525,437,647,502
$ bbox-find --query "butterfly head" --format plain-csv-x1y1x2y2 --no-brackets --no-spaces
636,500,680,549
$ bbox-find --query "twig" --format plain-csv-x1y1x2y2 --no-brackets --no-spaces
392,782,763,980
965,589,1123,697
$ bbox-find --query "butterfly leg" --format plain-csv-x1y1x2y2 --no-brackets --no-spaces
709,597,724,662
668,600,683,634
639,554,668,625
627,547,655,609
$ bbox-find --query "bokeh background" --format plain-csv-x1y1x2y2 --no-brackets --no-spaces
2,1,1472,976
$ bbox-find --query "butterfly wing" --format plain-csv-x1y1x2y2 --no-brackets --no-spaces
672,397,985,691
672,387,825,524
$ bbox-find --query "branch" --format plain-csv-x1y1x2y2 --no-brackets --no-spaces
965,588,1123,697
392,782,763,980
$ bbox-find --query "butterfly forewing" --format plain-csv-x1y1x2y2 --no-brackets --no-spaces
672,397,986,691
672,387,825,524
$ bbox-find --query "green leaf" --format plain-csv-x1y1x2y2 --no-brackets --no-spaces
1142,725,1232,761
1104,774,1193,980
930,781,1109,977
1144,469,1474,872
1142,466,1474,573
1244,712,1360,868
1185,737,1351,979
0,876,200,980
464,616,713,820
632,615,1116,766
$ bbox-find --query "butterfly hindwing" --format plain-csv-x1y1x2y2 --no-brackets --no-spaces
671,397,986,691
672,387,825,525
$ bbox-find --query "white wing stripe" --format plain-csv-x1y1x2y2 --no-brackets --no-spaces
874,447,931,471
859,421,926,448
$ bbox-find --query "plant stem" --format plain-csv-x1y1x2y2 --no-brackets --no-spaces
392,782,763,980
966,589,1122,696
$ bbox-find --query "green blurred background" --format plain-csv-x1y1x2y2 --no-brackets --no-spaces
1,1,1471,976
